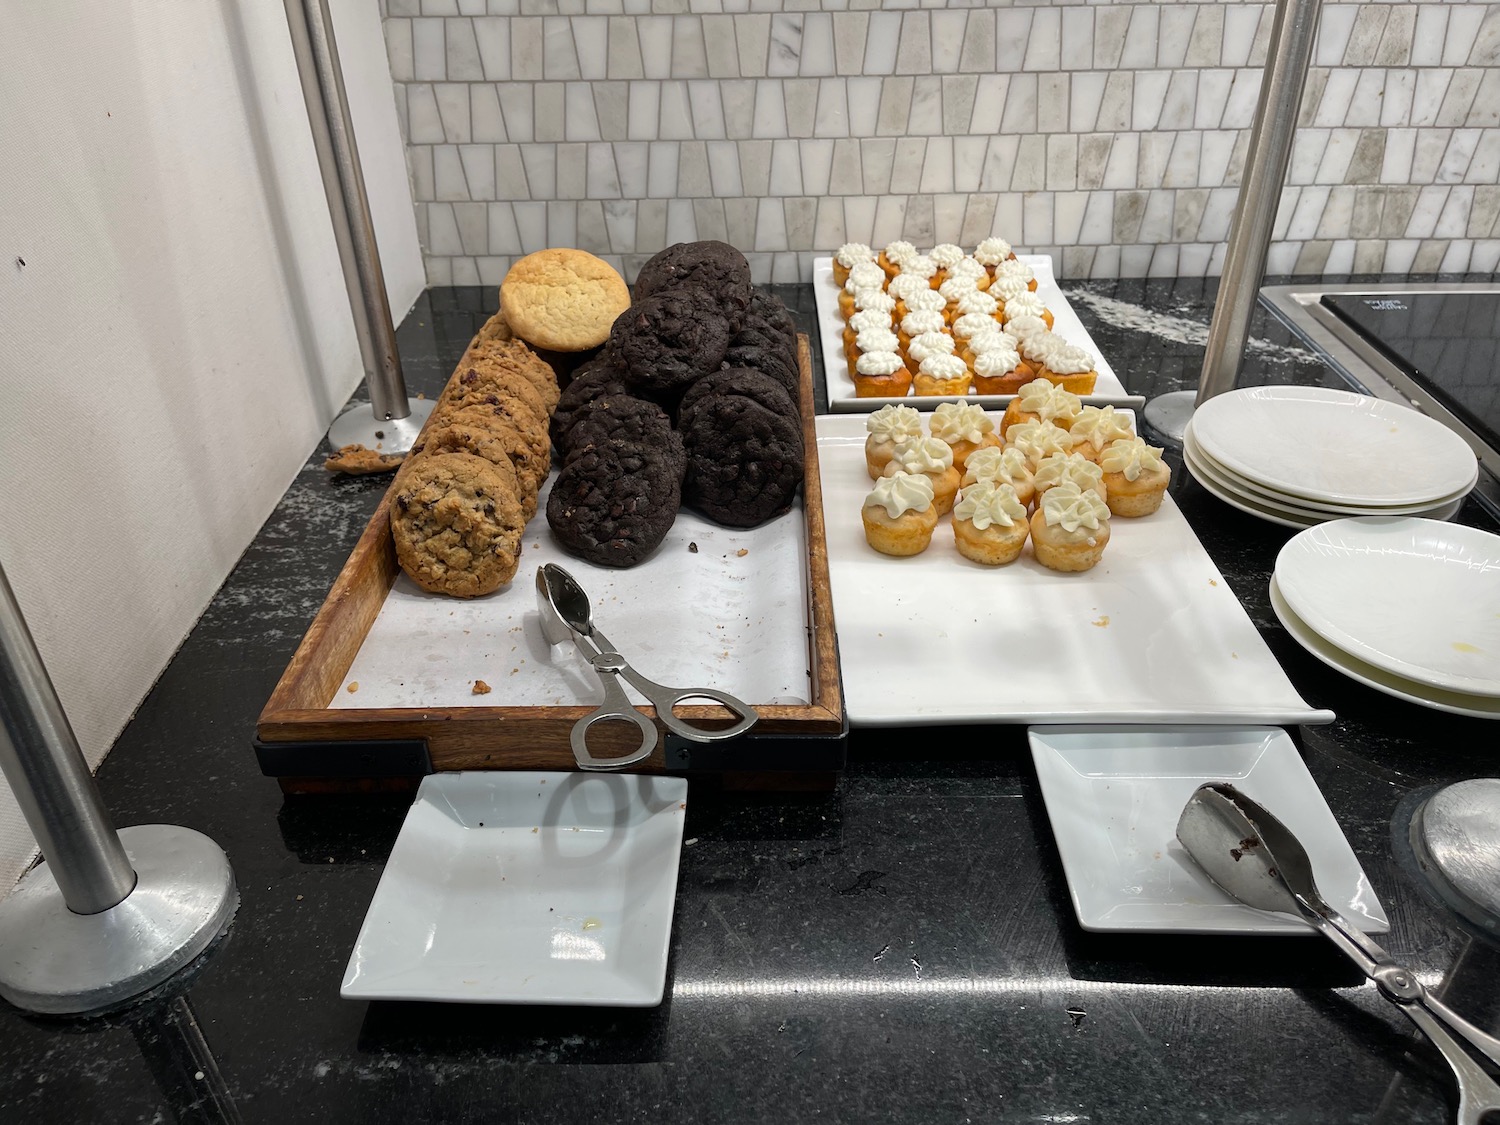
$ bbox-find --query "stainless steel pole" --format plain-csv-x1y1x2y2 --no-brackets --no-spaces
285,0,434,451
1141,0,1324,444
0,567,135,915
1197,0,1325,405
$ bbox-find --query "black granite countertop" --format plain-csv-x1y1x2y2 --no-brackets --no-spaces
4,277,1499,1124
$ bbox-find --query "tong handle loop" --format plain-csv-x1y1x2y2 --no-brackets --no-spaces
636,681,759,744
570,668,657,772
1400,1002,1500,1125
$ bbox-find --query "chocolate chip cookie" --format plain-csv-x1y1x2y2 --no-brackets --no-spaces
546,442,684,568
457,338,560,412
403,422,529,519
633,241,752,328
391,453,525,597
610,291,731,394
435,407,552,495
680,394,804,528
445,363,550,427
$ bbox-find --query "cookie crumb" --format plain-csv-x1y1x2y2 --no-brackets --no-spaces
346,681,359,693
472,679,492,695
1091,616,1110,628
688,542,698,553
295,894,303,901
323,444,403,475
736,548,749,557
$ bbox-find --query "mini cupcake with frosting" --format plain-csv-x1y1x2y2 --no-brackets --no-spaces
849,286,896,322
907,330,956,368
946,256,990,291
952,480,1030,565
929,399,1000,470
969,336,1033,395
843,307,897,363
878,240,918,282
1000,378,1082,434
961,444,1035,506
864,404,924,479
1030,481,1111,572
974,237,1015,277
1038,342,1098,395
897,309,946,357
995,257,1037,293
1099,437,1171,516
1068,405,1134,461
839,261,889,319
928,243,967,288
894,286,946,325
848,327,901,375
1004,419,1075,469
999,290,1053,331
988,272,1031,310
1032,452,1107,506
902,253,940,290
882,436,960,514
914,351,971,398
833,242,875,288
953,288,1000,327
852,349,912,399
862,471,938,557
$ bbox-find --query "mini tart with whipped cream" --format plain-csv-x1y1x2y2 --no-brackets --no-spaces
897,309,947,356
893,286,947,325
995,257,1038,293
1029,481,1111,573
907,330,956,369
1038,343,1099,396
970,343,1034,395
1000,378,1082,434
998,290,1053,330
1069,405,1135,461
882,437,960,515
832,242,875,288
865,404,924,479
973,237,1015,276
1099,437,1171,516
952,480,1030,565
846,326,901,372
838,262,889,318
1004,419,1076,469
929,399,1000,471
928,243,967,287
862,471,938,557
913,352,972,398
961,445,1035,507
852,349,913,399
1032,452,1107,506
878,240,918,282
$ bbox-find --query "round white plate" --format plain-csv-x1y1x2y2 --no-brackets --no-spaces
1275,518,1500,697
1192,385,1479,506
1186,424,1474,515
1270,577,1500,720
1184,437,1463,529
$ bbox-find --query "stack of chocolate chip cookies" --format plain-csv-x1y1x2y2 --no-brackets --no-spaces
547,240,805,568
389,329,559,597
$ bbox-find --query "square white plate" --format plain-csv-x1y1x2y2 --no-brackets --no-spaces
816,413,1333,727
1028,726,1389,934
341,771,689,1005
815,254,1144,413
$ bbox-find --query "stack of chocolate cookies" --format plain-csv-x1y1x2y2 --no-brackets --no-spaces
547,240,805,568
388,332,559,597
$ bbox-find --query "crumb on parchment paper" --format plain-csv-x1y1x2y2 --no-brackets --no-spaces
472,680,492,695
346,681,359,693
1091,616,1109,628
736,548,748,557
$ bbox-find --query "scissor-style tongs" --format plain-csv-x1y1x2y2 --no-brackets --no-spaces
536,564,759,770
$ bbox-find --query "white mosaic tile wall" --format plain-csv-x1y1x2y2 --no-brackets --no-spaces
380,0,1500,282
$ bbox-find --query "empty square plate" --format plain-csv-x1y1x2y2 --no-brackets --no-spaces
1028,726,1388,935
341,771,689,1005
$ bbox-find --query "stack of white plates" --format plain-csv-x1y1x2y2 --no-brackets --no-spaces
1271,517,1500,719
1184,385,1479,528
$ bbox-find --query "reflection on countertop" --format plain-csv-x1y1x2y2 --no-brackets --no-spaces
2,276,1498,1125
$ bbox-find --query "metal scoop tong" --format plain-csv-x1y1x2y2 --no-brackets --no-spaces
536,564,758,771
1177,783,1500,1125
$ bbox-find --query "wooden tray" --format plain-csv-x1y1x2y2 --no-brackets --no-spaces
256,335,845,793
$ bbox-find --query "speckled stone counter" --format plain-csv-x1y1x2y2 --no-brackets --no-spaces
3,278,1499,1125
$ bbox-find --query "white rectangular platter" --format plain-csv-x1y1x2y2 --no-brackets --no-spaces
816,254,1145,413
332,475,812,710
1029,727,1386,935
815,412,1334,727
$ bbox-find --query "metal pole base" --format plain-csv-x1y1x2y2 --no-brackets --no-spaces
0,825,238,1016
326,397,436,456
1410,779,1500,938
1141,389,1199,447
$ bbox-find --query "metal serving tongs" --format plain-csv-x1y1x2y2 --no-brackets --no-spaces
1177,783,1500,1125
536,564,758,771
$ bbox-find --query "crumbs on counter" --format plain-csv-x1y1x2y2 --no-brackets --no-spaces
472,679,492,695
346,681,359,693
688,542,698,553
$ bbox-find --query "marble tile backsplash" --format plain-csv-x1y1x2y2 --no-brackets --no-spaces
381,1,1500,282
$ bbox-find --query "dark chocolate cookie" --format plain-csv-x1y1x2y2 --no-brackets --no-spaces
610,291,731,394
748,288,798,332
721,342,800,405
551,362,630,451
546,442,684,568
565,395,682,472
680,394,804,528
633,241,752,328
679,369,798,425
